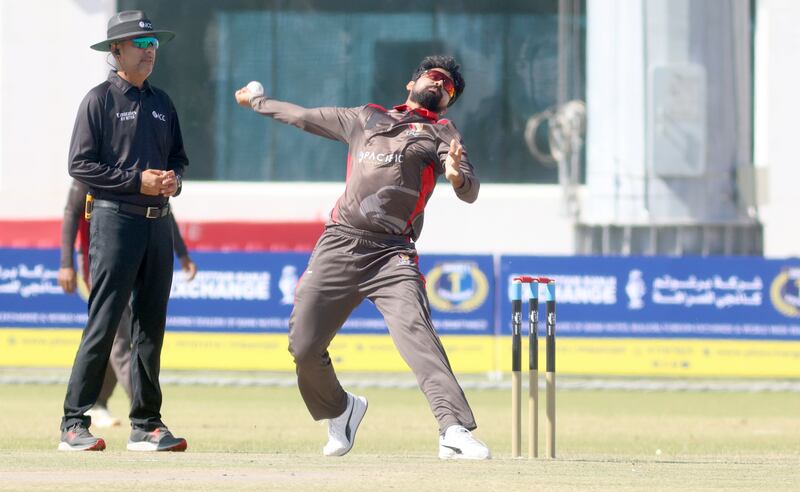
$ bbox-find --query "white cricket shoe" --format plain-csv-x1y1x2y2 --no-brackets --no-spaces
438,425,491,460
85,405,121,428
323,392,368,457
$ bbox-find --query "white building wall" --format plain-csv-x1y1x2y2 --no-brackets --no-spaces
174,182,574,255
754,0,800,258
0,0,113,207
584,0,648,224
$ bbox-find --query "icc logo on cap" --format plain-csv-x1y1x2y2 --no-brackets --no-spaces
426,262,489,313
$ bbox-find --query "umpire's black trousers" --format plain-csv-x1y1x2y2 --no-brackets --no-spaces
61,204,174,431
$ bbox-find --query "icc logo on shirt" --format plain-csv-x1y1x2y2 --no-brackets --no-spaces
425,262,489,313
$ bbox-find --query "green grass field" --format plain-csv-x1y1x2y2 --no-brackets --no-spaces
1,378,798,491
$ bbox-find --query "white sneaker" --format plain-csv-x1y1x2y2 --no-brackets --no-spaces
323,392,368,457
85,405,121,428
438,425,491,460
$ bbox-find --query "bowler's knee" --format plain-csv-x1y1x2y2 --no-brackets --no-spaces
287,335,330,367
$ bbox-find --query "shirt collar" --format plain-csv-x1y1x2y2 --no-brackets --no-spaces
393,104,439,122
108,71,154,94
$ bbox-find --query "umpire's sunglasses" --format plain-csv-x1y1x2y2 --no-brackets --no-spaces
421,70,455,99
130,37,159,49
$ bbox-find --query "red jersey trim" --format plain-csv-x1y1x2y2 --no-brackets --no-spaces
393,104,439,122
367,103,388,112
403,163,436,236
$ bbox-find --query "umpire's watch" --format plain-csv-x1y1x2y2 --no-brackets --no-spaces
175,174,182,196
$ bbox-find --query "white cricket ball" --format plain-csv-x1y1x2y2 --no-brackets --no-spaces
247,80,264,97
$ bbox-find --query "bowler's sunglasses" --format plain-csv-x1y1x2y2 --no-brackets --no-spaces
422,70,455,99
130,37,159,49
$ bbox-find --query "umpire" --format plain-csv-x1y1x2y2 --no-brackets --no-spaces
59,10,189,452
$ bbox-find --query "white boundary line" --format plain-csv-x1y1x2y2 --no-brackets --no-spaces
2,375,799,392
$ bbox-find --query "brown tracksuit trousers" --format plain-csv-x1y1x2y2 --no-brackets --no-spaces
288,225,477,432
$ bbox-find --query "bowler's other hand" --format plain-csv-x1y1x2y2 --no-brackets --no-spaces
180,255,197,281
444,138,465,188
58,267,77,294
140,169,166,196
235,87,255,108
160,170,179,197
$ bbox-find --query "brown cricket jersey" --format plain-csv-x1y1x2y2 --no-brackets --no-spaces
250,98,479,241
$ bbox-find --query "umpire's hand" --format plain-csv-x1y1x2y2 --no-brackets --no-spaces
140,169,179,196
140,169,167,196
179,255,197,282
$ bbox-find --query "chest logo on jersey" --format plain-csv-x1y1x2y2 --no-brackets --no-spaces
397,253,415,266
116,111,137,122
357,150,404,165
152,111,166,122
405,122,425,137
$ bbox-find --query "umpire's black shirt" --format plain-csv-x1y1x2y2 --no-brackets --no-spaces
68,71,189,207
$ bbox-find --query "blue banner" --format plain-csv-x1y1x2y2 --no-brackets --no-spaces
166,252,493,335
499,255,800,340
4,248,798,340
0,249,495,336
0,249,86,327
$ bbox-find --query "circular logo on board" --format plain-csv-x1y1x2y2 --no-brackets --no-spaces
770,267,800,318
426,262,489,313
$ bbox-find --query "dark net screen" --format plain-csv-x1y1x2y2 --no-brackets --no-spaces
120,0,585,183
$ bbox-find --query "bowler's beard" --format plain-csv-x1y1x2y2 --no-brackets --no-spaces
409,85,443,112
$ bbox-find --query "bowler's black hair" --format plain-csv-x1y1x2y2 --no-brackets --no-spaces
412,55,465,106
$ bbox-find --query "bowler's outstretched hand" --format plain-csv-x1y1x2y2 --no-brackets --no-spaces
235,87,255,107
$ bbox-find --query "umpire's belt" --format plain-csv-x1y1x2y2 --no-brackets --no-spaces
93,199,171,219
